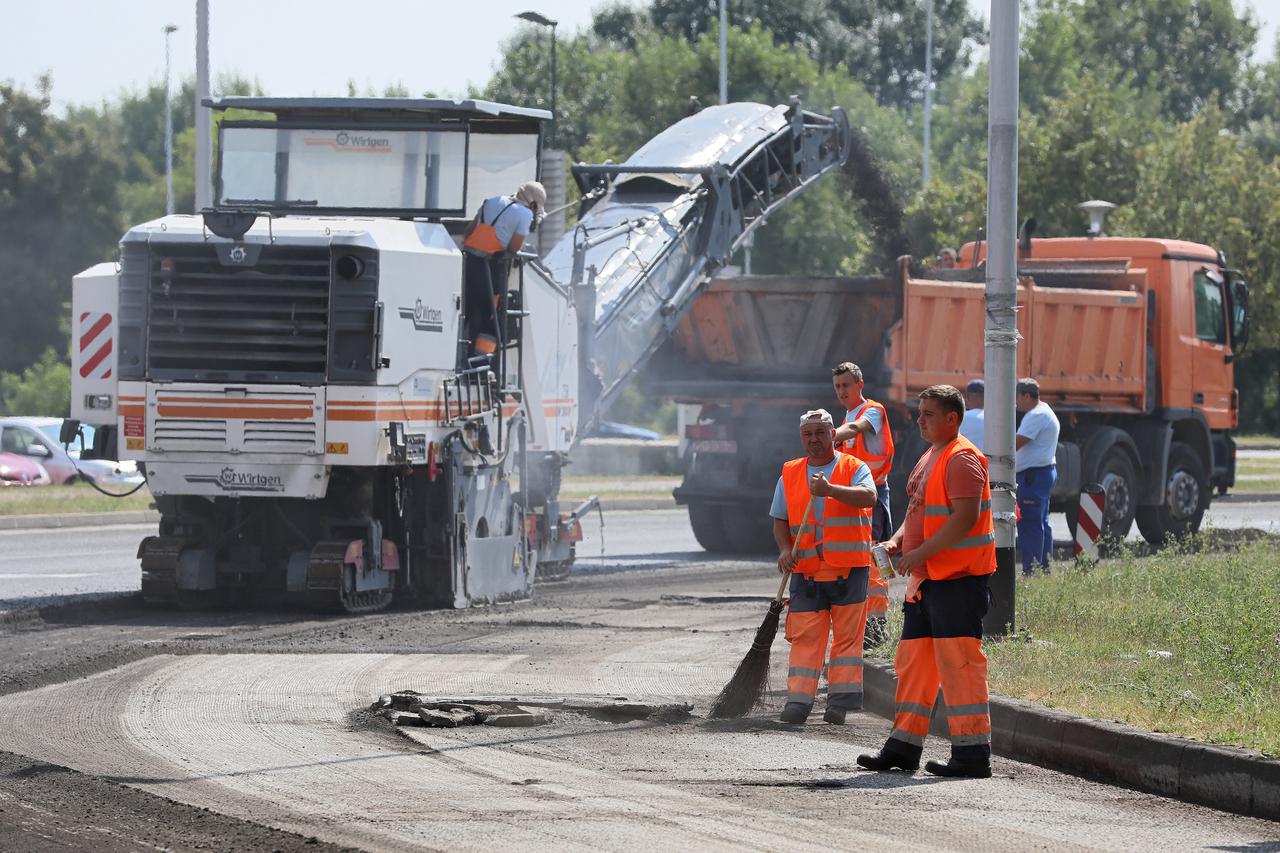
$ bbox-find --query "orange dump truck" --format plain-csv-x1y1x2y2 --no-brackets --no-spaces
653,236,1250,551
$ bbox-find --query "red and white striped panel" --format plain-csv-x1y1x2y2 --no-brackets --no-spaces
1074,487,1106,560
78,311,113,379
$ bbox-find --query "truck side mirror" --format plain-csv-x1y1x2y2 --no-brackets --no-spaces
1230,279,1249,354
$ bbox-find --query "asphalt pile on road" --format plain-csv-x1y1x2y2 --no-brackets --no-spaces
374,690,551,728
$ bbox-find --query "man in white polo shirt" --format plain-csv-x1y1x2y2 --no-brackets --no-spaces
1015,377,1060,575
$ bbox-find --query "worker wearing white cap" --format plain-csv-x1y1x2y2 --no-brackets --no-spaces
462,181,546,356
769,408,878,725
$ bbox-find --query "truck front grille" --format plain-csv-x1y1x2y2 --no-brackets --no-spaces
146,245,331,383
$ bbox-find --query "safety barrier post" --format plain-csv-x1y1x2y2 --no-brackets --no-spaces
1074,484,1106,561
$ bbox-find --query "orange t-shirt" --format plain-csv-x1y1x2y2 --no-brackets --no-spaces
901,442,987,555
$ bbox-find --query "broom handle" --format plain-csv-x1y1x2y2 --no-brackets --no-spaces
775,495,815,604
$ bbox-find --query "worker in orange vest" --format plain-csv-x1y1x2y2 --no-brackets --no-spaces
858,384,996,778
771,408,878,725
461,182,546,356
831,362,895,649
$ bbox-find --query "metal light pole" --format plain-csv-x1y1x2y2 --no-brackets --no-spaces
719,0,728,104
163,24,178,216
983,0,1020,636
515,11,558,146
923,0,934,188
194,0,211,211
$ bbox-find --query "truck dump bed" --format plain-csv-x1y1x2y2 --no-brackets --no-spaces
657,258,1151,412
886,260,1150,411
654,273,898,401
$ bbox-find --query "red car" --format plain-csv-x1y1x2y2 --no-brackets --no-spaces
0,451,51,486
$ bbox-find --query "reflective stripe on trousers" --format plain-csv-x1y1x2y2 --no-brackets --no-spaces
886,576,992,760
785,573,869,711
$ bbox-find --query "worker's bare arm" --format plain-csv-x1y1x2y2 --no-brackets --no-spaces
809,472,876,508
507,234,526,254
1015,434,1032,449
833,416,871,443
773,518,797,573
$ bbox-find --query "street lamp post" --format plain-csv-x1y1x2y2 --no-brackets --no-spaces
164,24,179,216
515,11,558,147
923,0,934,188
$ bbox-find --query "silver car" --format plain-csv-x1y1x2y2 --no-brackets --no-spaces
0,417,145,487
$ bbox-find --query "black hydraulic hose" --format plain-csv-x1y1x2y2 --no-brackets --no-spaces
62,441,149,498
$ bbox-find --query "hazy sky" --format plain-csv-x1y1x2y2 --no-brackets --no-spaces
5,0,1280,113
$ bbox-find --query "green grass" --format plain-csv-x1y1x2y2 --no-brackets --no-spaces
559,475,680,502
1235,434,1280,449
1233,456,1280,493
0,482,154,516
872,536,1280,755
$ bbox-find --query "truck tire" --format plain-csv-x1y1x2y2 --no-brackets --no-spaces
720,507,779,555
688,503,732,552
1089,446,1139,546
1136,442,1208,547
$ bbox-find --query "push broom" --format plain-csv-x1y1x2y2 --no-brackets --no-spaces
708,496,813,719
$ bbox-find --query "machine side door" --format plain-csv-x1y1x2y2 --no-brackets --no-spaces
1188,266,1234,427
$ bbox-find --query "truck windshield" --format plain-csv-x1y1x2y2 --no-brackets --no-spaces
217,125,468,214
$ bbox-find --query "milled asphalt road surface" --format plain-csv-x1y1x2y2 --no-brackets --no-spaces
0,508,1278,850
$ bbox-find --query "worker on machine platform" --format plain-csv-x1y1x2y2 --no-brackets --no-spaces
462,181,546,356
771,408,877,726
831,362,895,648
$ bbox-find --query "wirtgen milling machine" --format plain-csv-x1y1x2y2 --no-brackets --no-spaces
66,96,849,612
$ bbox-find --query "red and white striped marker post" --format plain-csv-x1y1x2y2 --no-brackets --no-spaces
1074,484,1106,560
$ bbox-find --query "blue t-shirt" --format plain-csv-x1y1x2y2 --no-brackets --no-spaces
769,458,875,546
477,196,533,250
960,407,985,453
1016,401,1060,471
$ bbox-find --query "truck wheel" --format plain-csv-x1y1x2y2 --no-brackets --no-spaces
1136,442,1208,547
719,507,778,555
1093,447,1138,547
688,503,732,552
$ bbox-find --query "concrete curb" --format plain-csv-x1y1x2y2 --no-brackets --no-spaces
0,510,160,532
862,659,1279,821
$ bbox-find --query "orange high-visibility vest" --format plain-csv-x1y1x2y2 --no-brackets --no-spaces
782,454,873,580
921,434,996,581
840,399,894,485
463,199,518,256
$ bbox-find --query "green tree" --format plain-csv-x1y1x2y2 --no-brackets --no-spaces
1022,0,1258,123
0,80,124,375
646,0,985,108
0,347,71,417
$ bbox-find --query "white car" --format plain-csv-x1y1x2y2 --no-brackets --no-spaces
0,417,145,488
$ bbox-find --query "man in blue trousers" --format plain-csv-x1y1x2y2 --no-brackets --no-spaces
1016,378,1060,575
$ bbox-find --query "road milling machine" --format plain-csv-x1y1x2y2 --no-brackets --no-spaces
65,96,849,612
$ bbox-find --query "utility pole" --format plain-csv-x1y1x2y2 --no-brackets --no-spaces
923,0,934,188
719,0,728,104
194,0,211,211
164,24,178,216
983,0,1019,636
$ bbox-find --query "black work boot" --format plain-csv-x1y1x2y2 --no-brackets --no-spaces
856,744,920,773
823,706,847,725
924,758,992,779
779,702,811,724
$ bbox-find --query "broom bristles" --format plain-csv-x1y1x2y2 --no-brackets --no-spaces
707,600,785,718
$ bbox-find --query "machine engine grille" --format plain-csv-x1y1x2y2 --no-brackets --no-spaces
146,245,331,383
